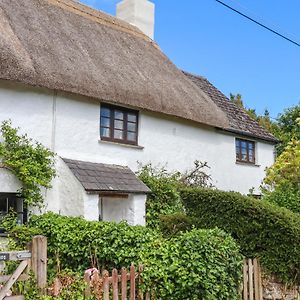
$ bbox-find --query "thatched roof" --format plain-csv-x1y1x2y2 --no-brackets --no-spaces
0,0,228,129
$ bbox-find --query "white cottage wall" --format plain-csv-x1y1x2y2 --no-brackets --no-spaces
0,168,22,193
0,81,275,199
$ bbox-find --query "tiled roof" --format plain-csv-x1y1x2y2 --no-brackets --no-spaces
184,72,278,143
63,158,150,194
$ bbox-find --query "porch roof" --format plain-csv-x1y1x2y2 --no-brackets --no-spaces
63,158,150,194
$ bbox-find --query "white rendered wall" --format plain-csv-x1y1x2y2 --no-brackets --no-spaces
0,168,22,193
0,80,275,202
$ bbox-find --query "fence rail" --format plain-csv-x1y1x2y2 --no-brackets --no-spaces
243,258,263,300
84,264,151,300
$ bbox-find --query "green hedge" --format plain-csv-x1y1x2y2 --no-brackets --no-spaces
181,187,300,283
142,228,242,300
159,213,195,236
9,212,242,299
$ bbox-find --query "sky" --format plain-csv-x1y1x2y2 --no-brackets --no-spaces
80,0,300,119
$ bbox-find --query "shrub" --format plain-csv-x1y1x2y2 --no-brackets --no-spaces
141,228,243,300
263,183,300,214
9,213,243,299
137,164,184,229
159,213,195,237
181,187,300,284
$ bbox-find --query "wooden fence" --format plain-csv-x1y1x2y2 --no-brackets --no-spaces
0,235,47,300
84,264,151,300
243,258,263,300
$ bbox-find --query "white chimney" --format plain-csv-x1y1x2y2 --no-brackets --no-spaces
117,0,155,39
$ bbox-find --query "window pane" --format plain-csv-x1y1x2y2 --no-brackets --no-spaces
101,117,110,128
101,127,110,137
114,110,124,120
249,149,254,162
127,122,136,132
101,107,110,117
114,129,123,139
248,142,254,150
241,141,247,149
127,132,136,142
114,120,124,130
128,113,137,122
242,148,247,160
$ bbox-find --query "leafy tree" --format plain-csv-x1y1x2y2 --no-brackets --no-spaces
275,103,300,154
263,134,300,213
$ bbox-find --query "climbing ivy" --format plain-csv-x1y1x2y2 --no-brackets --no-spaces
0,120,56,207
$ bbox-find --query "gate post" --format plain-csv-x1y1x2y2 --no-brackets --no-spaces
31,236,47,294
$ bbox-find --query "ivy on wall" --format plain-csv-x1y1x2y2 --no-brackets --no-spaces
0,120,56,207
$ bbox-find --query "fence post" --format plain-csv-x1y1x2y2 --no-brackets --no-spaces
31,235,47,294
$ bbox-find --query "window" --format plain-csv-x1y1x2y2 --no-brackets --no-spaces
236,138,255,164
100,105,138,145
0,193,26,231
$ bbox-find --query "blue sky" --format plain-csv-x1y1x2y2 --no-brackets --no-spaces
80,0,300,118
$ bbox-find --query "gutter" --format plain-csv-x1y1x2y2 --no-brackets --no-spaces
216,127,280,144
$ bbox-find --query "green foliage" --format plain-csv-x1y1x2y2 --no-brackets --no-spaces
0,120,56,207
141,228,243,300
159,213,195,237
264,139,300,189
263,182,300,214
137,164,184,229
181,187,300,284
10,212,158,272
262,139,300,213
275,103,300,155
9,213,243,299
138,162,213,229
12,271,89,300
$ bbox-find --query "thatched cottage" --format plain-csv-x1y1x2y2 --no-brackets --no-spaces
0,0,277,225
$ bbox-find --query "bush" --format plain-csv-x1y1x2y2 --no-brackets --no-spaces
181,187,300,284
141,228,243,300
137,164,184,229
263,183,300,214
159,213,195,237
9,213,243,299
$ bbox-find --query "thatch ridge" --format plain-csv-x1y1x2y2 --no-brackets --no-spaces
0,0,228,129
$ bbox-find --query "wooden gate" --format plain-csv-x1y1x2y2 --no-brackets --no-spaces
0,235,47,300
243,258,263,300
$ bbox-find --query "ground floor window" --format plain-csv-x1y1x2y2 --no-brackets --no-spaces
0,193,27,228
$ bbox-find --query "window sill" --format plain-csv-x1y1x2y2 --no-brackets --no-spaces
236,161,260,167
98,139,144,150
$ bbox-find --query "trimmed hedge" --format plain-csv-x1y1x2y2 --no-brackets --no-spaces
159,213,195,236
9,212,243,299
142,228,242,300
181,187,300,283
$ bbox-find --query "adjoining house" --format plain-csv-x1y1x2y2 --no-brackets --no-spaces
0,0,277,225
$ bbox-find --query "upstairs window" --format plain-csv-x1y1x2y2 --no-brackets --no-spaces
236,138,255,164
100,105,138,145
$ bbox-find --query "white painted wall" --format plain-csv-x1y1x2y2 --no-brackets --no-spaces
0,81,275,221
0,167,22,193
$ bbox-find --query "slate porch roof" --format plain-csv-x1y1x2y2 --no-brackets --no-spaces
63,158,150,194
183,71,278,143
